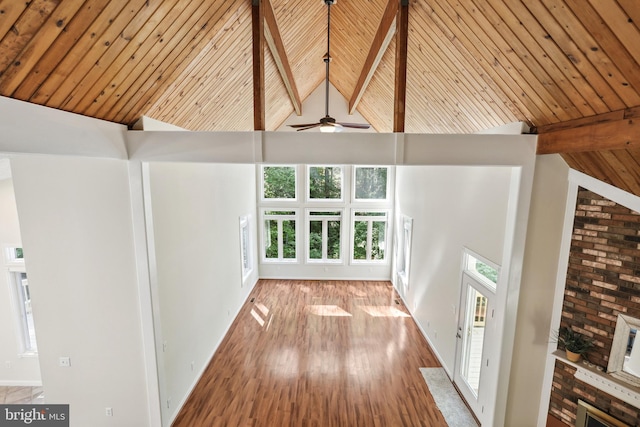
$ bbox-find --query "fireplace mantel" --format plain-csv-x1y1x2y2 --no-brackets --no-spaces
553,350,640,409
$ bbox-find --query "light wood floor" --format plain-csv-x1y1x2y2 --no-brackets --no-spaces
172,280,448,427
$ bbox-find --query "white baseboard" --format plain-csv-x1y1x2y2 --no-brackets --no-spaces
166,276,259,426
0,380,43,387
396,292,452,379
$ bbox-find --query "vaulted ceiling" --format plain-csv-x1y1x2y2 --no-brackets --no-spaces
1,1,639,193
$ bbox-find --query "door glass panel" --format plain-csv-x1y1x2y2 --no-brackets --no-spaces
460,284,488,397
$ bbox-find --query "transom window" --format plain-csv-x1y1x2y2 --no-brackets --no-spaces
354,166,389,201
262,165,297,201
308,166,342,201
463,249,499,291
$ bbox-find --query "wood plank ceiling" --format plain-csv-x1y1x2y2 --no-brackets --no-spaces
0,0,639,194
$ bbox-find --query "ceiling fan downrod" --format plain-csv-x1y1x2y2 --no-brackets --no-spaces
287,0,370,132
324,0,335,119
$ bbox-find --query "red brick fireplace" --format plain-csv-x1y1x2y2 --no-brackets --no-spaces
549,187,640,426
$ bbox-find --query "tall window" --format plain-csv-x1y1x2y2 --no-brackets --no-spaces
308,166,342,201
397,215,413,287
307,210,342,262
239,215,253,282
354,166,388,201
5,247,37,354
352,211,388,262
262,210,297,261
259,165,394,268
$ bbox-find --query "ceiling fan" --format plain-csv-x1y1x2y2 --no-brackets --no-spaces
288,0,371,133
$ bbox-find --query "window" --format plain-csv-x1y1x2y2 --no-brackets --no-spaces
463,249,499,291
308,166,342,201
257,165,394,269
5,247,37,354
307,210,343,262
354,166,388,201
239,215,253,282
396,215,413,287
6,247,23,261
352,211,388,262
262,165,297,200
262,210,298,261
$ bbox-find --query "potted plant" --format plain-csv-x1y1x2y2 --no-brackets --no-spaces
556,326,594,362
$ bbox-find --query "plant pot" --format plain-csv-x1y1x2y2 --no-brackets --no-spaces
566,350,581,362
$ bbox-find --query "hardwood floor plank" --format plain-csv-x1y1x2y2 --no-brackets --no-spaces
172,280,449,427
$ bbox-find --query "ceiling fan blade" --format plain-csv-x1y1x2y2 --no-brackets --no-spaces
337,122,371,129
295,123,322,131
288,122,321,128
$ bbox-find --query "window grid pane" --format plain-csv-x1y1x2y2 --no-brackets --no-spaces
263,166,296,200
309,220,322,259
309,166,342,200
355,167,388,200
327,220,341,259
282,220,296,259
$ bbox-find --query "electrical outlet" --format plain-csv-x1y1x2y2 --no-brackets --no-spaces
58,357,71,367
5,361,11,369
105,407,113,417
190,361,194,371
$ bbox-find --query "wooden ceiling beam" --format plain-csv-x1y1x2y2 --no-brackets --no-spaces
349,0,398,115
537,107,640,154
252,0,265,131
393,0,409,133
264,0,302,116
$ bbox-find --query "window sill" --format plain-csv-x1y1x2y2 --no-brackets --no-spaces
18,351,38,358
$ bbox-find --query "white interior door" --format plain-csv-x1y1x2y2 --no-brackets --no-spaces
454,272,496,422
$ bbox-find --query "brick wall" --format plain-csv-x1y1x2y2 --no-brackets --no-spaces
549,187,640,426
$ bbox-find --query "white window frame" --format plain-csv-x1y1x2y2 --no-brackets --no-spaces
350,209,390,264
306,209,344,263
239,215,253,284
307,165,344,202
396,214,413,289
462,248,500,292
261,209,299,263
352,166,390,202
5,247,37,356
260,165,298,202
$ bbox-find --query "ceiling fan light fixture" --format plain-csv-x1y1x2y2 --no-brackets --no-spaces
320,123,343,133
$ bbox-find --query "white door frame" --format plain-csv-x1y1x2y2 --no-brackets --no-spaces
454,271,497,423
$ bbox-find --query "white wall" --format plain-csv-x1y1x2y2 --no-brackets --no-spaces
504,154,569,425
146,162,259,424
0,177,41,385
394,166,512,371
10,156,149,427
